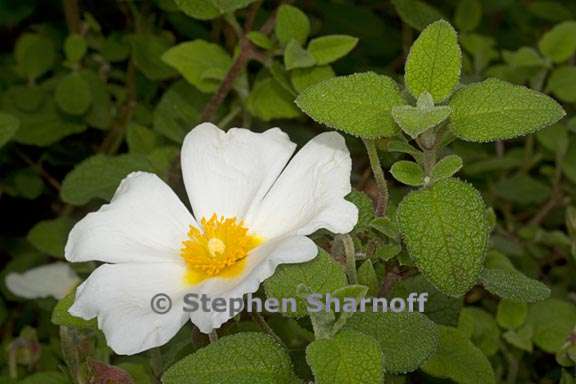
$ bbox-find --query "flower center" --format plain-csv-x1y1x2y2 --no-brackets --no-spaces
181,214,261,283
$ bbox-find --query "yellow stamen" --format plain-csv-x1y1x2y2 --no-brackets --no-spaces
180,214,261,284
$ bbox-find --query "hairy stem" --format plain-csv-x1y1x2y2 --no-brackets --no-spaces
208,330,218,343
339,234,357,284
63,0,81,34
251,312,287,348
363,139,389,216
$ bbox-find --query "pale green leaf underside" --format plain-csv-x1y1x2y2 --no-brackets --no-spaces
306,330,384,384
538,20,576,63
479,268,551,303
174,0,256,20
344,311,439,373
405,20,462,102
422,326,496,384
397,178,489,297
449,78,565,142
431,154,463,181
163,333,297,384
391,104,451,138
295,72,405,138
390,160,425,186
307,35,359,65
275,4,310,46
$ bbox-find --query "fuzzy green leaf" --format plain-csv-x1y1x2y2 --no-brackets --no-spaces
264,249,347,317
390,160,425,186
284,40,315,70
14,33,55,80
128,34,177,80
163,40,232,93
290,65,335,93
405,20,462,102
60,154,154,205
296,72,405,138
479,268,551,303
247,31,273,50
0,112,19,148
174,0,256,20
391,103,451,139
27,217,74,258
431,154,463,182
392,0,443,31
547,66,576,103
306,330,384,384
246,77,300,121
454,0,482,32
275,4,310,46
457,307,500,356
497,300,527,330
55,72,92,116
397,178,489,296
422,326,496,384
307,35,358,65
344,311,439,373
52,290,97,329
448,78,565,142
64,34,87,62
163,333,297,384
526,298,576,353
538,21,576,63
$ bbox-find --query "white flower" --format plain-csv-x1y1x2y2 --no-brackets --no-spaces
65,123,358,355
5,262,79,300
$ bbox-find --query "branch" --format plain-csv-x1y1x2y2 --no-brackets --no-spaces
63,0,81,34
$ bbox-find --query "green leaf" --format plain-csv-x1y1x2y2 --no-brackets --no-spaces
526,298,576,353
390,160,425,186
538,21,576,63
18,372,70,384
397,178,489,297
405,20,462,103
64,34,87,62
60,154,154,206
264,249,347,318
27,217,74,258
0,112,19,148
547,66,576,103
529,1,573,22
162,333,297,384
14,33,56,80
275,4,310,46
391,0,444,31
246,77,300,121
306,330,384,384
390,274,463,326
497,300,528,330
296,72,405,138
493,174,550,205
127,123,158,154
344,311,439,373
502,47,545,67
247,31,273,50
458,307,500,356
391,93,452,138
3,168,44,199
347,190,375,232
162,40,232,93
284,40,315,70
52,289,97,329
55,72,92,115
357,260,379,296
431,154,463,182
422,326,496,384
82,70,113,130
290,65,335,93
448,78,565,142
479,268,551,303
174,0,257,20
307,35,358,65
454,0,482,32
129,34,177,80
154,80,210,143
503,326,534,352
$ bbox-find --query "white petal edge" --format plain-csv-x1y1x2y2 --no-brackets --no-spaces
188,236,318,333
5,263,79,300
69,263,189,355
65,172,194,264
246,131,358,239
180,123,297,222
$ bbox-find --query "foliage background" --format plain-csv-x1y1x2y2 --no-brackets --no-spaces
1,0,576,383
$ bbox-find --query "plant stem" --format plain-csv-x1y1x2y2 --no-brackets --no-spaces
339,234,357,284
363,139,389,217
63,0,81,34
208,330,218,343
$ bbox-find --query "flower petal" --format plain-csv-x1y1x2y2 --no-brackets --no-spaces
65,172,194,264
246,132,358,239
5,263,79,300
181,123,296,222
188,235,317,333
69,263,189,355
